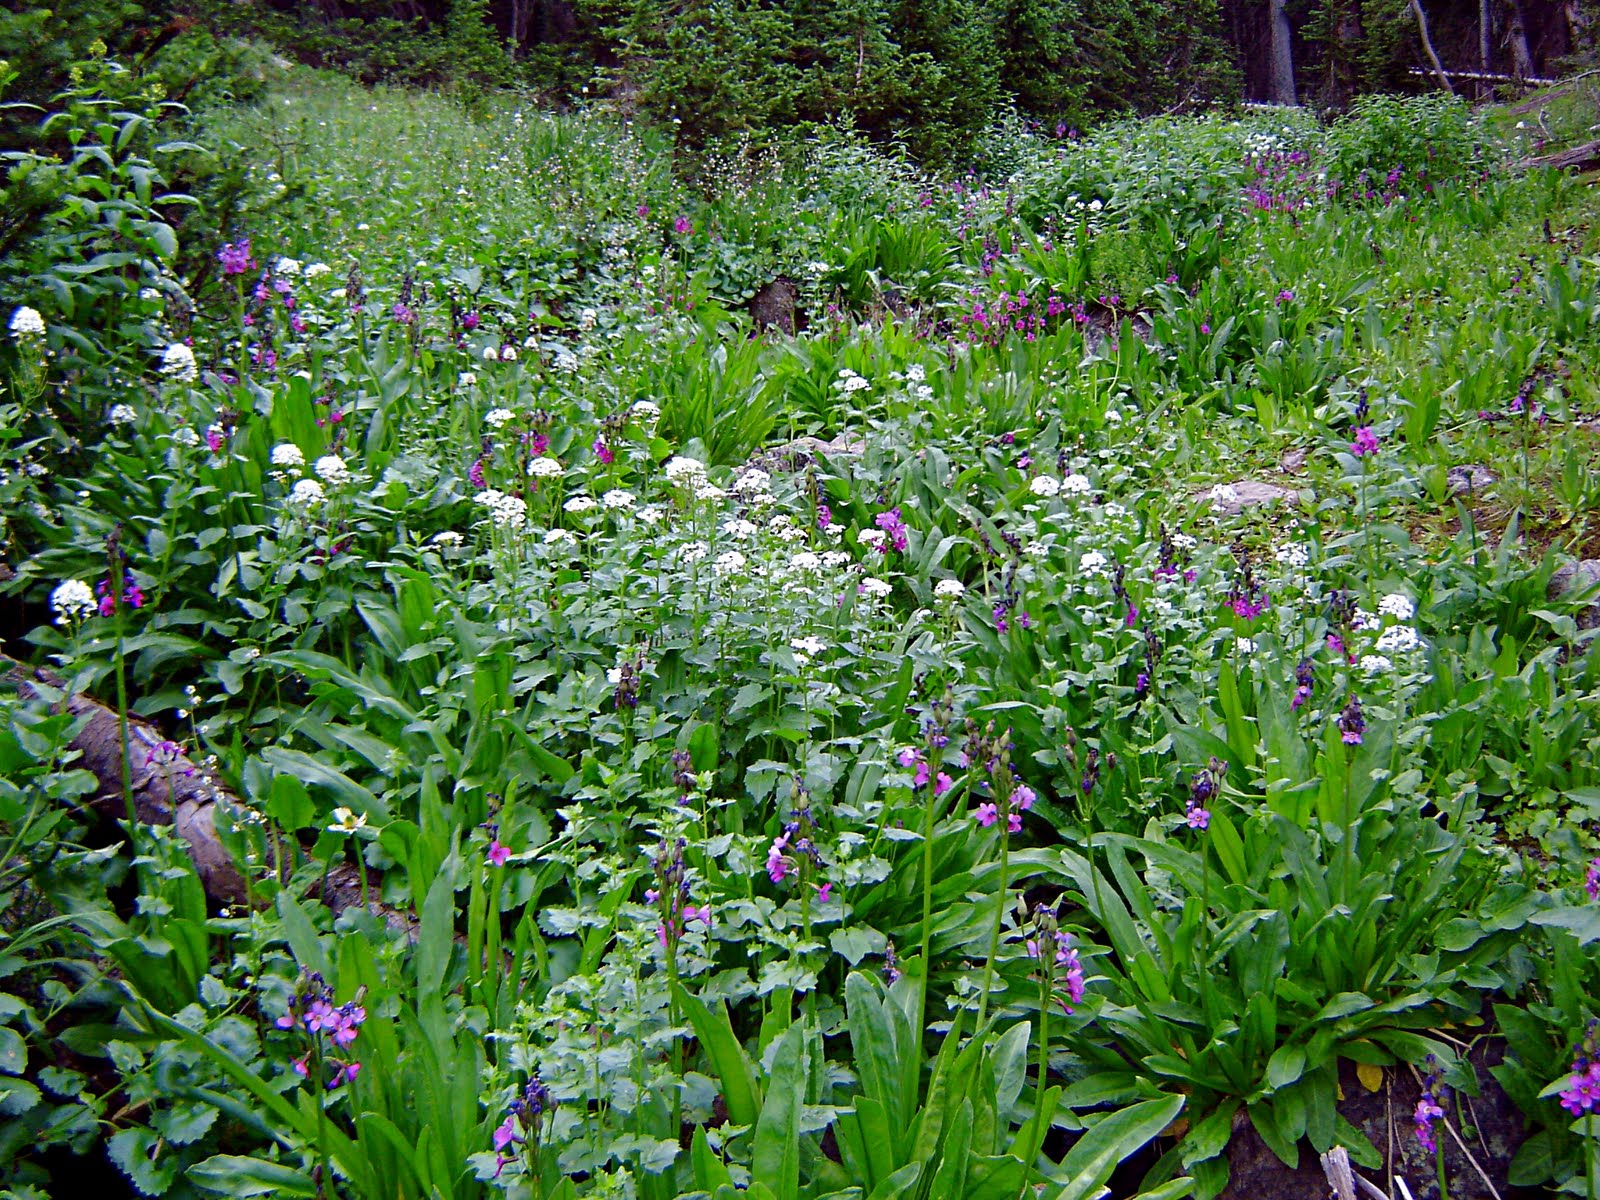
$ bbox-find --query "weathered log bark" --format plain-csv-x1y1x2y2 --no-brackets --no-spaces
4,658,410,932
1520,136,1600,171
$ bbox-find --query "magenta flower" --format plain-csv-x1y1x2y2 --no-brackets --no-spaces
493,1117,518,1152
1351,426,1380,456
897,747,919,769
205,426,225,454
975,802,998,827
815,882,832,904
674,216,693,235
1337,696,1366,745
934,772,952,796
593,437,614,466
637,203,650,217
1587,857,1599,901
217,239,255,276
488,839,511,867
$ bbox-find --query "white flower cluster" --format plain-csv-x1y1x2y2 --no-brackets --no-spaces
1275,542,1310,569
1079,550,1109,577
836,368,870,394
485,408,517,429
1030,476,1061,497
431,531,464,547
315,455,351,487
713,550,747,578
529,456,563,479
161,342,198,383
665,456,707,485
50,579,96,624
304,262,333,279
108,404,137,426
9,307,45,338
1378,593,1415,622
289,478,326,507
601,489,635,511
934,579,965,600
271,443,305,469
858,578,892,599
474,489,527,529
1061,474,1092,497
564,495,598,514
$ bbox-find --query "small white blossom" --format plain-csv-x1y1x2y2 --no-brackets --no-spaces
544,528,577,545
50,579,96,624
500,347,518,362
1061,474,1092,496
563,495,598,514
631,400,661,423
108,404,137,426
858,577,892,598
314,455,351,486
601,489,636,511
1352,607,1380,632
172,426,200,447
858,528,887,549
161,342,198,383
681,541,709,564
1030,476,1062,497
9,307,45,338
1235,637,1257,655
1275,542,1310,569
271,443,305,469
1210,483,1239,507
1378,593,1415,622
1359,654,1393,674
289,478,326,507
1375,625,1421,654
665,456,708,483
713,550,747,577
906,363,925,382
490,495,527,528
935,579,965,600
638,504,665,524
1079,550,1109,577
483,346,500,362
485,408,516,429
1104,408,1123,425
328,807,367,833
458,371,478,387
1172,532,1198,551
723,518,758,539
821,551,852,570
304,262,332,278
431,531,464,546
275,257,303,276
529,456,563,478
788,551,821,573
693,483,726,502
733,468,771,496
791,635,826,656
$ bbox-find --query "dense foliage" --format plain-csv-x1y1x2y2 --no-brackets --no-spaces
3,48,1600,1200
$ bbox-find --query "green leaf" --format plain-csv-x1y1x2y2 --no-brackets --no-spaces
267,775,314,832
752,1023,807,1200
674,983,760,1127
274,892,328,979
1057,1095,1185,1200
188,1155,318,1197
0,1027,25,1074
110,1127,179,1196
1266,1044,1306,1091
417,864,457,995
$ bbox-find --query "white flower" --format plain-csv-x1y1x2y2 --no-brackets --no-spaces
275,257,303,276
9,307,45,338
458,371,478,387
1079,550,1109,577
602,489,636,511
837,369,870,394
733,468,771,496
1235,637,1257,655
906,363,925,382
328,807,367,833
483,346,500,362
791,635,826,656
485,408,517,429
108,404,137,426
500,347,518,362
473,489,504,508
693,483,726,502
934,579,965,600
431,531,464,546
544,528,576,545
1378,593,1415,622
1275,542,1310,569
788,551,821,573
665,456,707,483
1104,408,1123,425
723,518,757,539
681,541,709,564
490,495,527,528
139,287,161,301
1061,473,1092,496
271,443,305,469
1359,654,1393,674
579,307,598,330
554,349,580,372
1088,199,1103,213
289,478,326,507
529,456,563,478
160,342,198,382
49,579,96,624
1030,476,1062,497
858,577,892,598
638,504,665,524
1104,503,1127,517
314,455,351,486
713,550,747,577
1209,484,1239,507
858,528,887,549
1375,625,1421,654
631,400,661,423
172,426,200,447
563,495,598,514
822,551,851,570
1352,607,1380,632
304,262,332,279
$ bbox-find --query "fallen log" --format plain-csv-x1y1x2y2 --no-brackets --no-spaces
3,656,409,931
1519,137,1600,173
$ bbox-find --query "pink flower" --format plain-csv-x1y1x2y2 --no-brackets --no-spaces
334,1061,361,1087
593,437,614,466
488,839,511,867
1351,426,1380,457
934,772,953,796
291,1054,310,1077
1014,784,1035,811
914,760,931,789
493,1117,518,1152
975,802,998,827
897,747,919,768
815,882,832,904
674,216,693,235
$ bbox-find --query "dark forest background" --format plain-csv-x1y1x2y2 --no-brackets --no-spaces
2,0,1596,161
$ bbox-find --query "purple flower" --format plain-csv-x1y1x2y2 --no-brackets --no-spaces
637,203,650,217
815,882,832,904
1338,696,1366,745
817,503,832,530
469,457,487,489
593,437,614,466
975,801,998,828
1276,289,1294,303
874,507,908,552
1587,857,1600,902
217,239,255,276
674,216,693,235
488,839,511,867
1351,426,1380,457
934,772,952,796
1414,1060,1446,1151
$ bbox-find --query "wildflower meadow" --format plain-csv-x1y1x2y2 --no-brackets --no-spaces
3,39,1600,1200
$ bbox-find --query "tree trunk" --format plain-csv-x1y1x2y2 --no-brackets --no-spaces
1568,0,1592,59
1268,0,1297,104
1507,0,1537,78
1411,0,1454,93
1480,0,1493,97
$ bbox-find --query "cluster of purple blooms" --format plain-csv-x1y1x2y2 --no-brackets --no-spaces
1414,1058,1446,1153
1559,1021,1600,1116
276,972,366,1087
217,239,255,276
1025,922,1088,1014
1337,696,1366,746
874,507,908,553
765,789,830,903
1291,657,1315,711
1587,856,1600,901
493,1075,555,1177
1185,758,1225,831
647,836,711,949
96,571,145,617
1351,426,1381,457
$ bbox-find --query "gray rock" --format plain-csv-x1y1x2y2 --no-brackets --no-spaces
1447,463,1497,494
1549,559,1600,630
1199,480,1297,516
749,434,866,473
